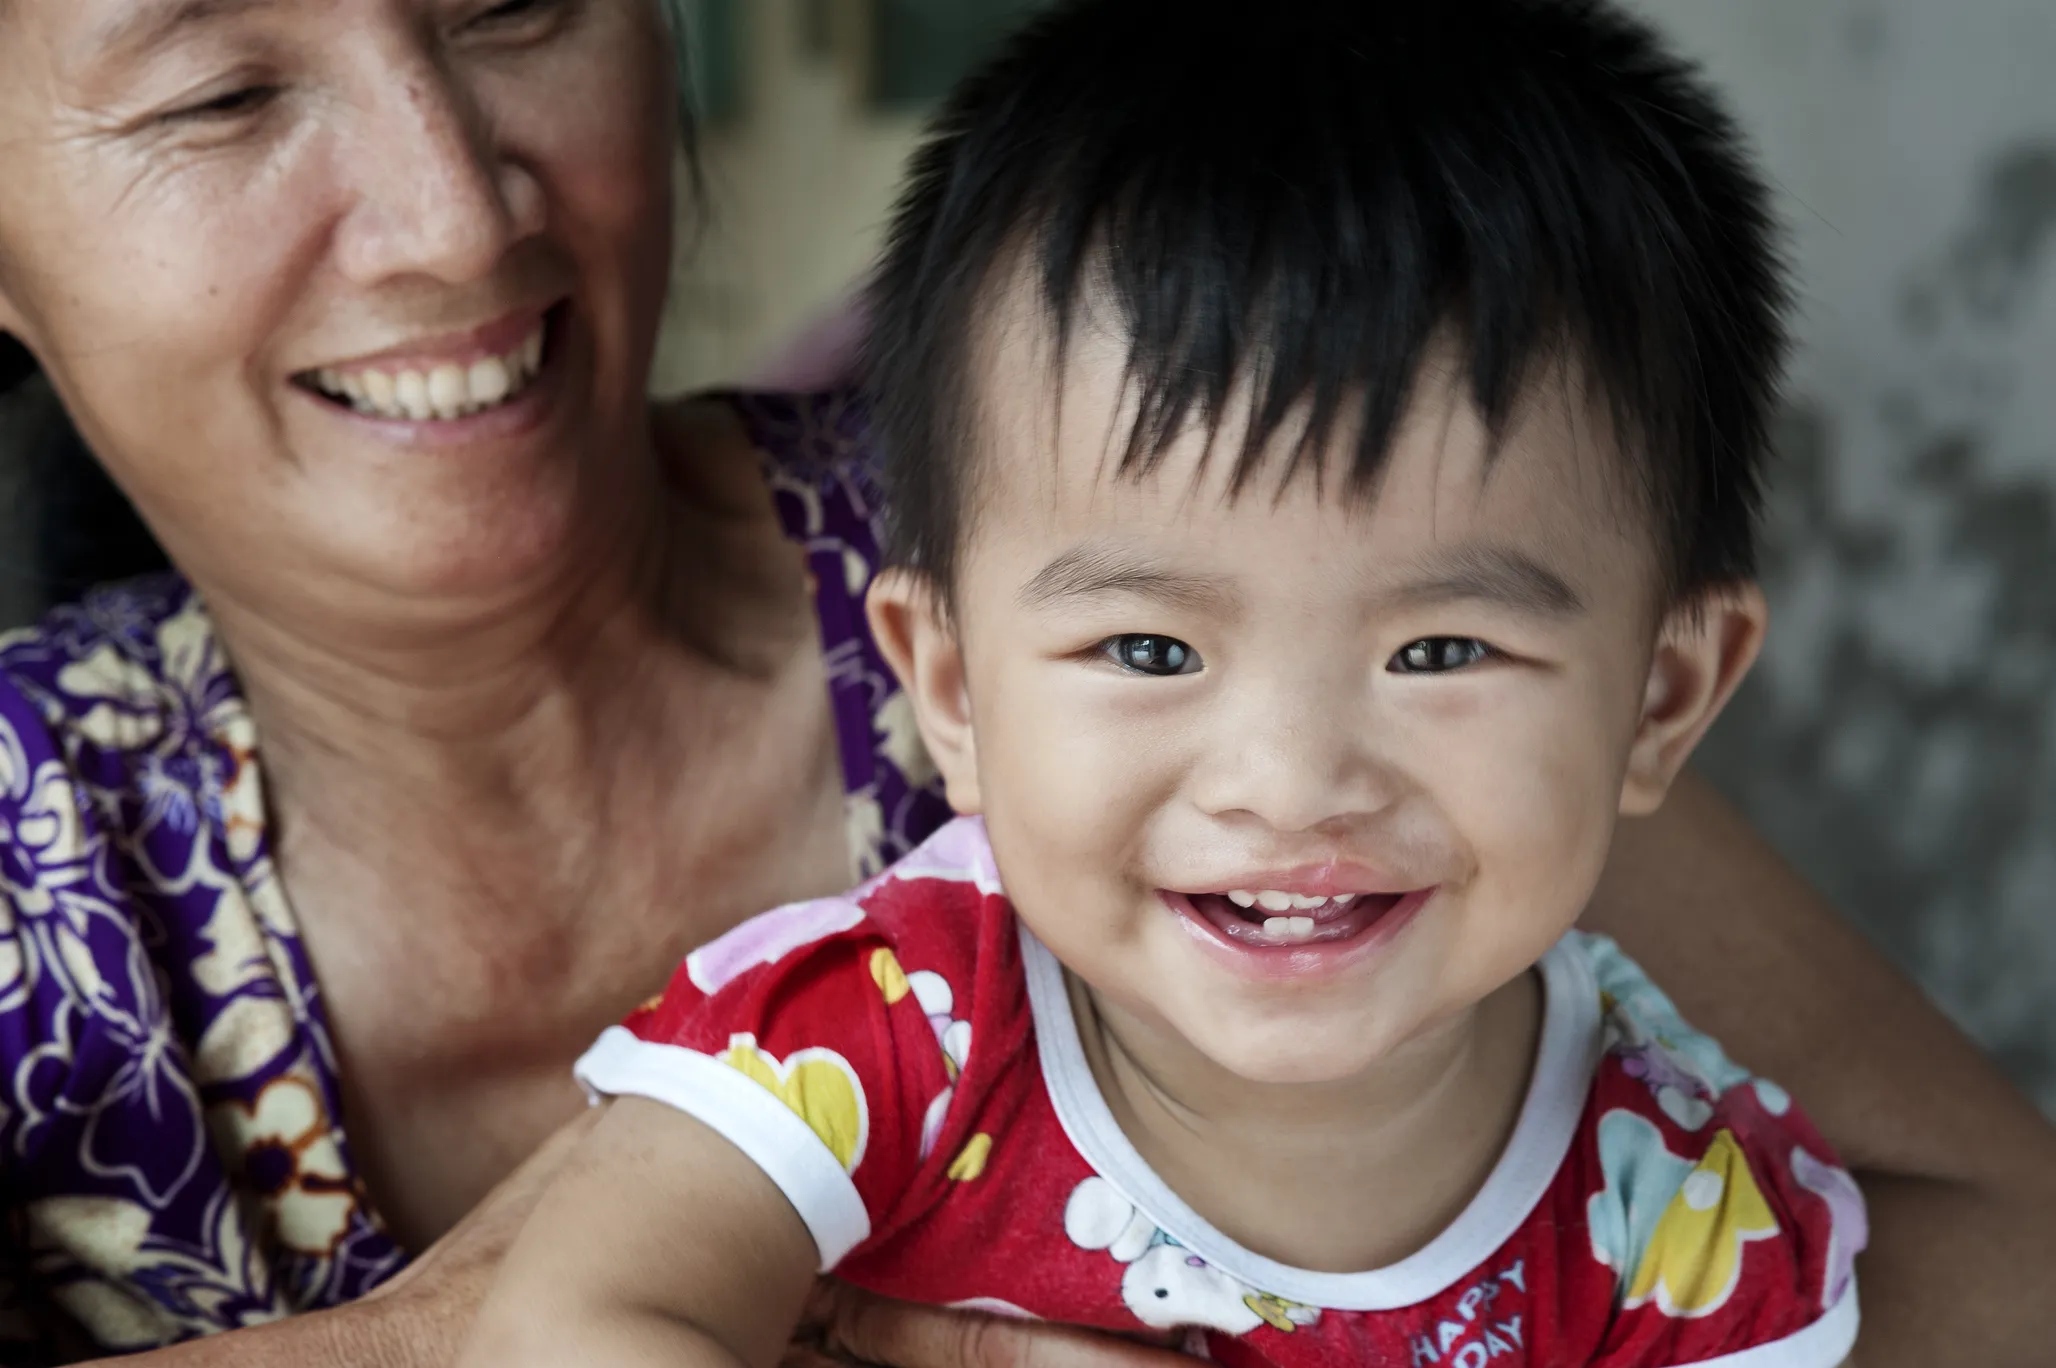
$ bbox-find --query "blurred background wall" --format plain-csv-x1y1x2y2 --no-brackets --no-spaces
4,0,2053,1110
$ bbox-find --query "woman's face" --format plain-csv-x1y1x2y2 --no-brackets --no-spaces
0,0,678,608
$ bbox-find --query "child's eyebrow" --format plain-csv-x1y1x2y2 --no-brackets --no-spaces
1017,543,1236,614
1384,546,1587,618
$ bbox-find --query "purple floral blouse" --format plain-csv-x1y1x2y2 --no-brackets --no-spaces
0,391,951,1358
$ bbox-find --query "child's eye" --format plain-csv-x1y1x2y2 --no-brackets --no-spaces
1103,634,1202,676
1389,637,1493,673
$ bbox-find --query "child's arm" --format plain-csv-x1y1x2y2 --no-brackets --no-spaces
457,1096,820,1368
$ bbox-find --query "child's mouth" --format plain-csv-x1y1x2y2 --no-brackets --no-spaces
1179,888,1413,948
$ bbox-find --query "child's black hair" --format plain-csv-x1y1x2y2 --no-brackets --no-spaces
862,0,1790,601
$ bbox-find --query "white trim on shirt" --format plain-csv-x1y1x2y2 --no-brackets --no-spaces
574,1026,872,1270
1674,1286,1859,1367
1019,926,1603,1311
1019,927,1858,1364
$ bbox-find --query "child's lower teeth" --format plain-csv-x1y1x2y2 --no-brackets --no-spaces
1261,915,1318,941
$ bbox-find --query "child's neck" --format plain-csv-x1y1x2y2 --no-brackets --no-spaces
1066,970,1542,1274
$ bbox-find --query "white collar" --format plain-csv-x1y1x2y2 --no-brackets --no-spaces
1018,926,1601,1310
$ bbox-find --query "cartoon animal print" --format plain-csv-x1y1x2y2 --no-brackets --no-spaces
1062,1177,1319,1336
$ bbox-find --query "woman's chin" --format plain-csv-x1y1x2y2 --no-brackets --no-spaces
250,479,634,622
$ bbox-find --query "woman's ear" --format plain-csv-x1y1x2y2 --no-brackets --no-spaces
1619,582,1768,817
867,568,982,815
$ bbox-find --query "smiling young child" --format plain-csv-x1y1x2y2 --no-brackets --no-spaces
459,2,1866,1365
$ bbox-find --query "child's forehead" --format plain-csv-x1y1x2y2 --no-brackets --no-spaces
966,296,1648,555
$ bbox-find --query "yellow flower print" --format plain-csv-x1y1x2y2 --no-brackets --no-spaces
868,951,971,1079
871,947,912,1005
946,1133,993,1181
1243,1292,1320,1333
1625,1128,1780,1317
718,1036,869,1172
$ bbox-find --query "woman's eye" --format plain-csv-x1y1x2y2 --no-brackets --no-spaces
163,85,278,123
1104,634,1202,677
1390,637,1493,673
468,0,563,28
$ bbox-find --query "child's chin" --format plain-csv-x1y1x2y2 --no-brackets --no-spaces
1190,1019,1403,1087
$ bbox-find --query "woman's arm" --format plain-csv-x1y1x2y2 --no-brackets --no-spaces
1584,769,2056,1367
67,1102,1177,1368
70,1108,604,1368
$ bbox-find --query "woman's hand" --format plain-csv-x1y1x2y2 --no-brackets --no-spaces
71,1108,604,1368
785,1282,1197,1368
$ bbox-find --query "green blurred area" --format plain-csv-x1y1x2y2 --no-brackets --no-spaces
870,0,1050,106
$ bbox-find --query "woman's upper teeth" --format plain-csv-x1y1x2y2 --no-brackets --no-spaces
314,327,544,420
1225,889,1358,912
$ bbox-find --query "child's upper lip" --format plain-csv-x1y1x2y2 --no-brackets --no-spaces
1169,861,1425,899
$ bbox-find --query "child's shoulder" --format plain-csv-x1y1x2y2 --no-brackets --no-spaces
1552,931,1865,1365
1570,930,1826,1150
629,815,1013,1025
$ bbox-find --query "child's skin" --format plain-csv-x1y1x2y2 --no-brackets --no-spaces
458,286,1768,1365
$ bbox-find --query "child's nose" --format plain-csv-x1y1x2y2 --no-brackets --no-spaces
1186,683,1404,834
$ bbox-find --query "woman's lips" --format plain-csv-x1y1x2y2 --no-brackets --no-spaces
294,302,565,424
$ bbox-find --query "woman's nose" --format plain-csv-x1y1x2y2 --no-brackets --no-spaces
332,64,546,287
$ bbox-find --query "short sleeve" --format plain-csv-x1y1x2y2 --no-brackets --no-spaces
1577,934,1865,1367
574,892,966,1271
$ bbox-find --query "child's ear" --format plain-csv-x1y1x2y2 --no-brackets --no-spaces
867,568,982,815
1619,582,1768,817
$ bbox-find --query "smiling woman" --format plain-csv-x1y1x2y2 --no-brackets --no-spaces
0,0,2051,1366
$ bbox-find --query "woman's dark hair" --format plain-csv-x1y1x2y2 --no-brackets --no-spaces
2,342,171,615
864,0,1791,602
0,335,34,395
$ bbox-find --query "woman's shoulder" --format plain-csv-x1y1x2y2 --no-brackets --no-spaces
0,571,247,782
0,571,262,971
673,386,956,876
0,576,390,1341
722,385,885,506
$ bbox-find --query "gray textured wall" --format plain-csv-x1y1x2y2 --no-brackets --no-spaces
1632,0,2056,1112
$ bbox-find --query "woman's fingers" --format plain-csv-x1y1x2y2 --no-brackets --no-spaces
795,1280,1197,1367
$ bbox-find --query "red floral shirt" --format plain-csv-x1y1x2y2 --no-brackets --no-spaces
580,818,1865,1367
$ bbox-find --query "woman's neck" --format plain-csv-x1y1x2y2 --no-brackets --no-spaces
1072,968,1541,1275
197,399,824,932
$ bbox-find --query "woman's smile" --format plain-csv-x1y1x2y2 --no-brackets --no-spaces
290,301,574,449
299,304,557,423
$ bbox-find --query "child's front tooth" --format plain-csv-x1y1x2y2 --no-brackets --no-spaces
1262,916,1292,936
1227,890,1257,909
1289,894,1326,910
1255,890,1295,913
